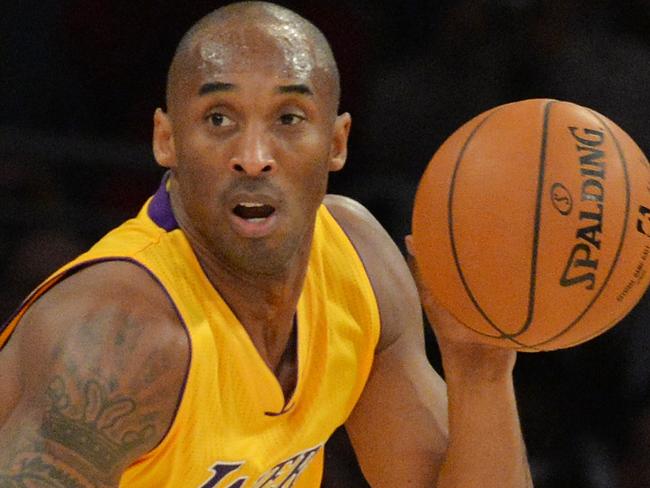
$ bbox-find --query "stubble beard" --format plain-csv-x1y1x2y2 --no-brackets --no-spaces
213,220,314,280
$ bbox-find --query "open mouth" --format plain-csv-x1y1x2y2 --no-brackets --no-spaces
228,194,280,238
232,202,276,221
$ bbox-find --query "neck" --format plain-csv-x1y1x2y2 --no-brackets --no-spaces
167,178,317,370
189,226,313,370
202,243,310,326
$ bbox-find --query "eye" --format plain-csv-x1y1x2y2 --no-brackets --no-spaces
208,112,235,127
279,113,305,126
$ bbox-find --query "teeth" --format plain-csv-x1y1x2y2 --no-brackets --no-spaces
233,201,275,221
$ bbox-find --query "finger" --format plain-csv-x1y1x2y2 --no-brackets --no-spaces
403,235,437,310
403,235,422,288
404,234,414,256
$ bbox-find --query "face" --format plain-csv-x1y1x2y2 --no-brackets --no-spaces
153,24,350,277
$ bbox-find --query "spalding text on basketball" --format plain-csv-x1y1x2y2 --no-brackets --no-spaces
560,127,606,290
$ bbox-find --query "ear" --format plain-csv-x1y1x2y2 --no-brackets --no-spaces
329,112,351,172
153,108,177,169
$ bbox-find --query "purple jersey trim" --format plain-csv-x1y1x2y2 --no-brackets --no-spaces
0,257,192,455
148,172,179,231
320,205,382,350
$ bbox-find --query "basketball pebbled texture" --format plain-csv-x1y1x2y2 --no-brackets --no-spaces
412,99,650,351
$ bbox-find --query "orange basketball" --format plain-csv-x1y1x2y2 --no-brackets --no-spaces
412,99,650,351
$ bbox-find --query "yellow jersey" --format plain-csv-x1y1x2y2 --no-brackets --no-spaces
1,177,381,487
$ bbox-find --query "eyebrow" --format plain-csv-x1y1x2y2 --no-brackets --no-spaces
276,84,313,96
198,81,235,96
197,82,313,97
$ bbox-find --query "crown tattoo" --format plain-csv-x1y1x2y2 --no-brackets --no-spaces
41,376,155,471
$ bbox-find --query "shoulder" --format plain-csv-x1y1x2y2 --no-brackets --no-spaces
23,260,189,361
323,194,395,251
1,260,189,483
21,259,190,390
324,194,423,350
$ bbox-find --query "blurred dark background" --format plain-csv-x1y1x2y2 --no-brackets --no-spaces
2,1,650,486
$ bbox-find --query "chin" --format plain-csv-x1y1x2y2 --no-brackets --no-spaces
228,237,304,277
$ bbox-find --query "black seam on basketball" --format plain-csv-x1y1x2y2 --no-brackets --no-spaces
518,99,554,339
448,105,531,346
448,112,499,338
501,99,555,350
529,109,631,348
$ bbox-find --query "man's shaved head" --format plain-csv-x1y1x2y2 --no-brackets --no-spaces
165,1,340,116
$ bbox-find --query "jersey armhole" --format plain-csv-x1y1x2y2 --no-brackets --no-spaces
319,205,382,352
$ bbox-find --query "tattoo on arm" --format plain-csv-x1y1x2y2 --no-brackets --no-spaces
1,267,188,488
0,375,156,487
43,375,154,470
0,456,90,488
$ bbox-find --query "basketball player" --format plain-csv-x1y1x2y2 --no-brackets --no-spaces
0,2,532,487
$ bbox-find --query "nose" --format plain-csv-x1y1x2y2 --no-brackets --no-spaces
229,126,277,177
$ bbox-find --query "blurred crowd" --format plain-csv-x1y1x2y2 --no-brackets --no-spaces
2,1,650,486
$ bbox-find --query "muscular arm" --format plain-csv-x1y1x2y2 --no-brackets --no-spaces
325,195,532,487
0,262,189,487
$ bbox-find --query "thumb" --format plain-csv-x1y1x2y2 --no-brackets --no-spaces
404,234,414,256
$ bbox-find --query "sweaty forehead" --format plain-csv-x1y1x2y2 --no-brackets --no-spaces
166,4,340,115
195,22,327,80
